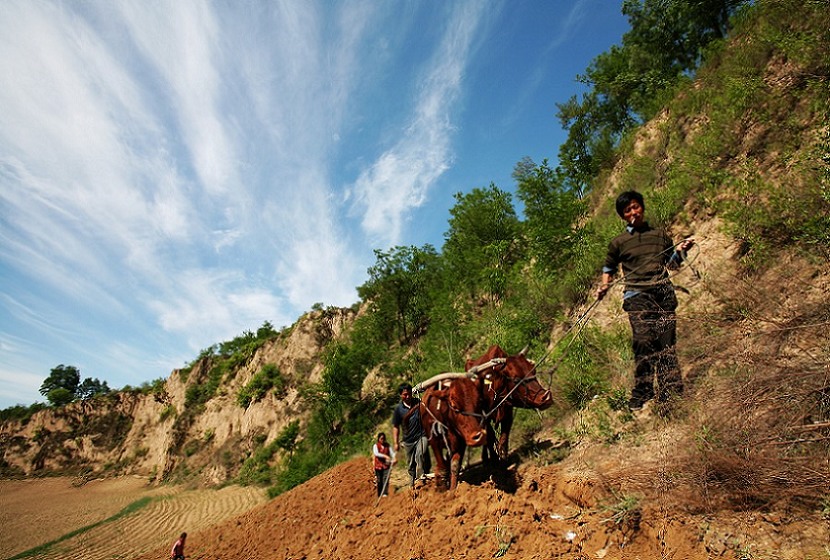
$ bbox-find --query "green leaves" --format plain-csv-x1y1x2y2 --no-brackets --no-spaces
443,184,522,300
38,365,111,406
358,244,441,345
515,159,587,274
39,364,80,399
237,364,286,408
558,0,749,194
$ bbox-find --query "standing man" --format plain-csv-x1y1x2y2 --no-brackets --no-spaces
391,383,431,487
596,191,694,410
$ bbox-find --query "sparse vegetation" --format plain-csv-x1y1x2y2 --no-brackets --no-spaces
237,364,287,408
601,491,642,528
159,404,176,422
237,439,281,486
0,402,47,424
0,5,827,549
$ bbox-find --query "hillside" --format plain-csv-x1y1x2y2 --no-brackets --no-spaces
1,1,829,559
130,455,825,560
0,307,355,484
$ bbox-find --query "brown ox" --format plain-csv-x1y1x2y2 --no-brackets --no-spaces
466,345,553,463
419,377,487,490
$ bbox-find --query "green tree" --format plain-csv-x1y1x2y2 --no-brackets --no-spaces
46,387,75,407
443,184,522,300
557,0,749,192
556,49,634,193
256,321,277,340
514,158,588,273
237,364,286,408
77,377,111,400
275,420,300,457
357,245,442,345
39,365,81,406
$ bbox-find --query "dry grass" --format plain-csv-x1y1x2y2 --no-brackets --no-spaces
604,256,830,515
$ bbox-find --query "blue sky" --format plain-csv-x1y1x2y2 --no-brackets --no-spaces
0,0,628,409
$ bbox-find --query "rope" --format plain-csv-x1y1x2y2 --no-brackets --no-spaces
420,399,454,469
479,366,538,421
534,239,704,385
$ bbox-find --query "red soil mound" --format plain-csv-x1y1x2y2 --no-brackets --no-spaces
136,457,710,560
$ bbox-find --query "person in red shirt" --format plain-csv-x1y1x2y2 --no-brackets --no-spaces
372,432,394,497
170,532,186,560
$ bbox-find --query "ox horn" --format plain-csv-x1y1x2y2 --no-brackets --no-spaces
413,372,476,393
519,344,529,356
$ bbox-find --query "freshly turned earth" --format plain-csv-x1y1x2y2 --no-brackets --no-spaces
3,455,827,559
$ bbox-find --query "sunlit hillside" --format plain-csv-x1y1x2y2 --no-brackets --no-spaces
2,1,828,558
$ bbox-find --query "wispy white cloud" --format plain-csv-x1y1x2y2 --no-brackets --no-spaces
1,0,454,405
115,1,235,197
0,0,624,408
497,0,591,132
2,0,364,320
350,1,490,247
148,269,287,349
0,366,43,405
549,0,591,50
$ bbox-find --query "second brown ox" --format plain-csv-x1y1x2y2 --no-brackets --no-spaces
467,345,553,463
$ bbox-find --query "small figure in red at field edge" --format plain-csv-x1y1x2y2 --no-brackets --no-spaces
170,532,186,560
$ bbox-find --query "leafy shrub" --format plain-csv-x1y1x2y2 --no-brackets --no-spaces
552,326,630,409
159,404,177,422
0,403,46,424
46,388,74,407
274,420,300,455
237,440,281,486
183,439,200,457
237,364,286,408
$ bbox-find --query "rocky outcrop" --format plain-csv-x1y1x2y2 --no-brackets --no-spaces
0,307,356,484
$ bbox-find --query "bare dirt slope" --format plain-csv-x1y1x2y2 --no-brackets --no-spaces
3,439,826,560
133,454,826,560
135,458,694,560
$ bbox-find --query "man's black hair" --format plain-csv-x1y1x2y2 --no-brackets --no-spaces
615,190,645,218
398,382,413,394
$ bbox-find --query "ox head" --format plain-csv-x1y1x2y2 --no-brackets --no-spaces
467,345,553,410
429,378,487,447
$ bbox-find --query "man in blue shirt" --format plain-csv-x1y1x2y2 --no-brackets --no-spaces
391,383,431,487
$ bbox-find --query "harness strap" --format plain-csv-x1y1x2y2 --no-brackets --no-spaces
482,370,537,421
421,400,453,460
473,356,542,421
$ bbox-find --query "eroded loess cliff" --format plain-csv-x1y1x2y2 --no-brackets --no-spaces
0,307,356,484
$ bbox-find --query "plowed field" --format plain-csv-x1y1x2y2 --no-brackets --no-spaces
0,477,266,560
3,458,826,560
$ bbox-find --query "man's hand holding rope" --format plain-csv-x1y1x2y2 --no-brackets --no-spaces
595,236,696,301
